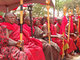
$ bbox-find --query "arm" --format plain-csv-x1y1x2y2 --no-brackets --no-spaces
8,38,17,46
51,35,59,38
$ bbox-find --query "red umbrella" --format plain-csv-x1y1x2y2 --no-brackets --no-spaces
0,0,54,12
0,0,31,12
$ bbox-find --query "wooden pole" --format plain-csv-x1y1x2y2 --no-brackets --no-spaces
28,5,33,37
19,0,23,51
77,9,80,37
68,17,71,41
62,6,67,59
46,0,51,44
78,17,79,36
29,9,33,37
78,10,80,39
75,5,79,40
68,9,71,42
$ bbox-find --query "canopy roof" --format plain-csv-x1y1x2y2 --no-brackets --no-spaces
0,0,54,12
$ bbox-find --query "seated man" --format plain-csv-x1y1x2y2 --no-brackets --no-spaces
24,17,62,60
56,17,77,57
0,25,27,60
2,13,45,60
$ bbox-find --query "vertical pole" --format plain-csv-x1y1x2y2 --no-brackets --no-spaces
28,5,33,37
77,10,80,37
20,0,23,51
46,0,51,44
62,6,67,59
62,32,64,59
68,9,71,42
77,15,80,44
78,18,79,36
76,5,79,40
29,11,33,37
68,16,71,42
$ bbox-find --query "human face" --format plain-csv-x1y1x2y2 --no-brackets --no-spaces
24,18,31,26
35,20,40,26
57,19,62,25
5,13,16,24
41,19,46,25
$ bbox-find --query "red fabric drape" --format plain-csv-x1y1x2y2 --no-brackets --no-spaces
0,22,45,60
60,16,67,34
69,16,74,33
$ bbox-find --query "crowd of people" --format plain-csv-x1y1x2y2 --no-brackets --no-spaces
0,11,80,60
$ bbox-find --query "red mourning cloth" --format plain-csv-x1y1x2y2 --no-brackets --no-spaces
0,22,15,31
47,23,63,55
52,16,76,54
60,16,67,34
0,15,3,19
57,16,67,35
57,23,77,54
23,24,35,36
67,38,77,53
78,16,80,34
76,16,80,50
39,24,43,29
0,26,8,48
1,46,27,60
54,17,57,24
70,24,77,41
1,22,45,60
69,16,74,33
50,24,57,40
0,25,27,60
33,19,36,26
76,38,80,50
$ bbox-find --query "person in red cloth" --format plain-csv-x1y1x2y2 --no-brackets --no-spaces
49,17,69,58
2,13,45,60
66,16,77,55
0,25,27,60
39,17,47,29
24,17,62,60
69,16,77,41
40,17,67,56
55,16,77,57
74,15,80,53
33,19,42,29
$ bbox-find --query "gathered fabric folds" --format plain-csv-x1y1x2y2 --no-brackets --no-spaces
0,22,45,60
